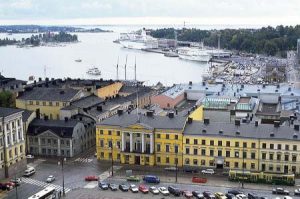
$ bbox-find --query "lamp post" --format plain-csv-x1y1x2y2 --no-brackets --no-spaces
242,144,245,189
175,152,178,183
58,157,66,196
108,140,116,177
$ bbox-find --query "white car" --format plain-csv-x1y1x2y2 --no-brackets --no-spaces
26,154,34,159
149,186,159,195
283,197,293,199
201,169,215,174
236,194,247,199
129,184,139,193
158,186,169,196
46,175,55,183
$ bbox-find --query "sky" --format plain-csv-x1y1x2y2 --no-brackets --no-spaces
0,0,300,26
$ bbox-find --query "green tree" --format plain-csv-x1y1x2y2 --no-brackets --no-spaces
0,91,15,107
264,41,278,56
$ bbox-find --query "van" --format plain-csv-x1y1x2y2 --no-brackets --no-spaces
142,175,160,183
23,167,35,177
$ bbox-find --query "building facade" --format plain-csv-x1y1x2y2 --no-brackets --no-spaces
0,108,26,179
97,114,300,175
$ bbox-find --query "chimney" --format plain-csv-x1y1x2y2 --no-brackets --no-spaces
64,117,68,122
168,112,174,118
274,121,280,128
97,106,103,111
36,109,40,119
202,81,205,86
146,111,154,117
255,120,259,127
235,119,240,126
204,118,210,125
294,124,299,131
117,109,123,115
187,117,193,124
60,90,65,94
39,77,42,82
189,81,192,85
79,117,82,121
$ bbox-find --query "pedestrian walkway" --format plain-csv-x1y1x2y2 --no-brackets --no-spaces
21,177,71,193
74,158,93,163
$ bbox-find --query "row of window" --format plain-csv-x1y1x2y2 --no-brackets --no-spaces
261,153,297,162
185,148,256,159
6,145,24,159
261,143,297,151
99,130,179,140
29,100,67,107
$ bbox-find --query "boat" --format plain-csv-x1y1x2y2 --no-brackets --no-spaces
164,51,179,57
119,29,158,50
177,47,211,62
86,67,101,76
75,59,82,62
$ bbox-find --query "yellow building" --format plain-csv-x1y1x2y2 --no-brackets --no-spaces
97,113,300,175
16,87,85,120
96,82,123,99
0,108,26,179
96,111,186,166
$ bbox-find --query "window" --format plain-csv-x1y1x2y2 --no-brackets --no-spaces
15,147,18,156
166,145,170,152
243,162,246,168
108,141,112,148
218,150,222,157
108,131,112,135
251,152,255,159
269,164,273,171
117,141,120,149
157,144,161,152
278,144,281,150
186,138,190,144
117,131,120,136
251,163,255,169
262,143,266,149
235,151,239,158
292,155,297,162
277,154,281,161
202,140,206,145
193,159,198,165
201,160,205,166
243,151,247,158
234,162,239,168
193,148,198,155
235,142,239,147
209,160,214,166
100,140,104,147
285,154,289,161
226,141,230,147
100,130,103,135
210,140,214,146
157,157,161,163
43,101,46,106
174,145,179,153
225,162,230,167
49,102,53,106
285,145,289,150
270,144,274,149
269,153,274,160
262,153,266,159
29,101,33,105
251,143,256,148
293,145,297,151
243,142,247,148
56,102,59,106
175,135,178,140
166,157,169,163
157,134,160,138
36,101,39,105
48,139,51,144
276,166,281,172
166,134,169,139
185,158,190,165
20,145,23,153
218,141,222,146
194,139,198,145
210,150,214,157
185,148,190,154
201,149,206,156
226,151,230,157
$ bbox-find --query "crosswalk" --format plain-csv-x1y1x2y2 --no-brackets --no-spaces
21,177,71,193
74,158,93,163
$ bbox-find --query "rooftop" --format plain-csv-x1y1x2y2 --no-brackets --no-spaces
0,107,23,117
71,95,104,109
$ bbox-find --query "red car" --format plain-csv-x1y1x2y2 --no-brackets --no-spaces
139,184,149,193
182,190,193,198
85,176,98,181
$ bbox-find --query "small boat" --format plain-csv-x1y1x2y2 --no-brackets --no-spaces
164,51,179,57
75,59,82,62
87,67,101,76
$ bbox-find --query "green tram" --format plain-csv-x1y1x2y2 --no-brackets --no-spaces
229,170,295,186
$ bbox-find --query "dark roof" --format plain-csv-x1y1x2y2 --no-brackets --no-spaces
119,85,138,94
71,95,104,109
22,109,34,122
18,87,80,102
0,107,23,117
108,87,152,104
28,119,80,138
184,120,300,141
98,113,187,130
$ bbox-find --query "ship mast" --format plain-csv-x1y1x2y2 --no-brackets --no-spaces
124,55,128,80
116,56,119,80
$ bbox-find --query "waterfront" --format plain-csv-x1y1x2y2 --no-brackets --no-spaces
0,32,209,86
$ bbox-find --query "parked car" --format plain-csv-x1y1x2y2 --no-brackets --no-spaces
248,192,260,199
98,181,109,190
226,193,237,199
10,178,21,186
182,190,193,198
203,191,216,199
228,189,244,196
149,186,159,195
183,166,199,173
295,188,300,196
119,184,129,192
236,194,248,199
158,186,169,196
127,175,140,182
193,190,205,199
272,187,290,195
164,167,178,171
109,183,118,191
46,175,55,183
0,183,13,190
139,184,149,194
85,176,98,181
168,185,181,196
129,184,138,193
143,175,160,183
201,169,215,174
215,192,227,199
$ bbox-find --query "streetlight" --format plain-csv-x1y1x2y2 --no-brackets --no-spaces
108,140,117,177
242,144,245,189
58,157,66,196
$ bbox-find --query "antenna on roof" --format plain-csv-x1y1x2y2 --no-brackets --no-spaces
124,55,128,80
44,66,47,79
116,56,119,80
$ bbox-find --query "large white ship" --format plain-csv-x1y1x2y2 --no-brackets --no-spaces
119,29,158,50
177,47,211,62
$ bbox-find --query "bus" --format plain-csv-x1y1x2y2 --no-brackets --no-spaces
229,170,295,186
28,186,57,199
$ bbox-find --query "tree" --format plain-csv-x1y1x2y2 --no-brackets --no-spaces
0,91,15,107
264,41,278,56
